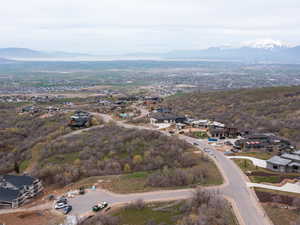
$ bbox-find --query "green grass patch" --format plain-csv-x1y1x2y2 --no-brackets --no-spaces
19,160,30,172
114,202,182,225
234,152,273,160
251,176,281,183
97,161,222,194
233,159,300,184
125,171,149,179
46,152,80,164
254,187,300,198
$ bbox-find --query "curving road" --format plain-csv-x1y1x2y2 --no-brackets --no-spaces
5,109,272,225
67,111,273,225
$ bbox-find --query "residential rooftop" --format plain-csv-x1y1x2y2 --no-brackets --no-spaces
267,156,292,166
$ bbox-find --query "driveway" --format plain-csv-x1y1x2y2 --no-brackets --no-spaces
247,182,300,194
69,189,195,215
227,156,267,168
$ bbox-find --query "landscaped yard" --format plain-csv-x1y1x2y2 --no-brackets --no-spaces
233,159,300,184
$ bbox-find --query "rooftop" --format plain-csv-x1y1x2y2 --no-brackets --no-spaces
281,153,300,162
267,156,292,166
0,187,20,202
150,112,186,121
2,175,36,189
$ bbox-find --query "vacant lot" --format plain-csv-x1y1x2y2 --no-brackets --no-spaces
263,204,299,225
83,189,238,225
97,162,222,193
0,210,63,225
34,124,222,189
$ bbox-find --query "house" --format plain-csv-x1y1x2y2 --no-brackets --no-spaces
266,156,292,173
209,127,239,138
21,105,40,114
281,153,300,163
149,112,186,124
189,120,210,128
69,111,92,127
208,121,226,128
153,108,172,113
266,152,300,173
143,97,162,106
0,175,43,208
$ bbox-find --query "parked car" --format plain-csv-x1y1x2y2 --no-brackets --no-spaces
79,186,85,195
56,197,67,204
64,205,72,214
92,202,108,212
204,148,210,153
55,202,68,209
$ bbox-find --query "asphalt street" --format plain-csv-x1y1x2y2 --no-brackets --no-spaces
68,112,272,225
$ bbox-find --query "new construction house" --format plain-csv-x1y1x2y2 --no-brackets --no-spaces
266,150,300,173
0,175,43,208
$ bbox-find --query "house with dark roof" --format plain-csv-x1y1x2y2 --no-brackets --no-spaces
0,175,43,208
69,111,92,128
209,127,239,138
149,112,186,124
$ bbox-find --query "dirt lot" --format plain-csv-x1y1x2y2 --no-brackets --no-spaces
0,210,64,225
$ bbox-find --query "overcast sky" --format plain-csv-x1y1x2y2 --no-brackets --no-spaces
0,0,299,54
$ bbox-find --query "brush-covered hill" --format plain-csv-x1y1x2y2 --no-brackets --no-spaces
163,86,300,146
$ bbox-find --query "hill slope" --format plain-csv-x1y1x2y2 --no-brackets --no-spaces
163,86,300,146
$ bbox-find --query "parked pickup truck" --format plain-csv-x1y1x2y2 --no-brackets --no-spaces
92,202,108,212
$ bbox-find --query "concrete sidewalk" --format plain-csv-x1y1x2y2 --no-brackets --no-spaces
228,156,267,168
247,182,300,194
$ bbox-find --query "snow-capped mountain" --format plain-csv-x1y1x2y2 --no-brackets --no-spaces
164,39,300,63
242,39,290,50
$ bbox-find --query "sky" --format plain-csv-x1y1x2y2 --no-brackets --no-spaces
0,0,300,54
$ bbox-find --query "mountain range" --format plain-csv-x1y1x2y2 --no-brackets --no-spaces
0,48,93,60
132,40,300,63
1,40,300,63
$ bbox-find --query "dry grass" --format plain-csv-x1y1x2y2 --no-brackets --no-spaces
263,203,299,225
0,210,64,225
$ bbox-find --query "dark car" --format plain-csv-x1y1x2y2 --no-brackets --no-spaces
79,186,85,195
64,205,72,214
56,197,67,204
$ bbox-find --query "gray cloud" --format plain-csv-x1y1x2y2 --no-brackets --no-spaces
0,0,299,53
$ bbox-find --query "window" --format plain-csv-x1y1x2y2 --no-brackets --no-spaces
273,165,278,169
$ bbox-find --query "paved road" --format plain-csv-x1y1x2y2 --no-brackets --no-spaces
67,112,272,225
182,137,272,225
8,109,272,225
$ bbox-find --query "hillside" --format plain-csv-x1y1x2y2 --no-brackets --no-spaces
34,124,215,187
163,86,300,146
0,103,71,173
